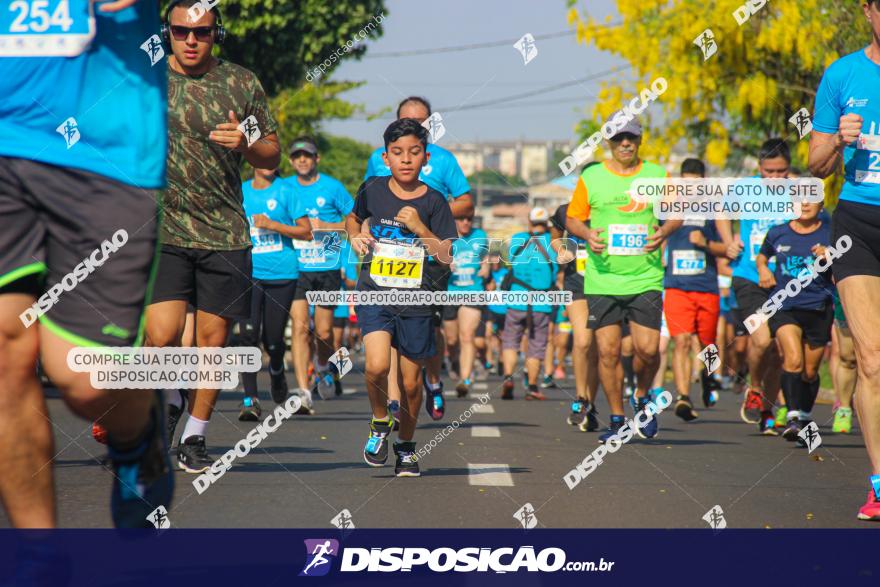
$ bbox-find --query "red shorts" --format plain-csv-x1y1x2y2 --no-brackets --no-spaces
663,289,720,344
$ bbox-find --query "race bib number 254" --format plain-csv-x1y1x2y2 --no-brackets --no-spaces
1,0,94,57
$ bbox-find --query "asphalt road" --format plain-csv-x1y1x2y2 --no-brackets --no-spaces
2,354,871,529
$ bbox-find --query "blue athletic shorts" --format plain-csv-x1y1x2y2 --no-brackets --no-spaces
356,305,436,360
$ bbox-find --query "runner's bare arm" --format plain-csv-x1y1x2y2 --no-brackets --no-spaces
645,220,682,252
809,113,862,178
564,216,591,241
98,0,139,12
345,213,374,255
755,253,776,288
253,214,312,241
210,111,281,168
449,193,474,218
714,219,734,246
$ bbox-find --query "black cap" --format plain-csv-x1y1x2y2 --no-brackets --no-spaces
289,139,318,156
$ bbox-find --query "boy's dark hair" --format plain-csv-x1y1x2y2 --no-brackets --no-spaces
396,96,432,119
680,158,706,176
384,118,429,149
759,138,791,163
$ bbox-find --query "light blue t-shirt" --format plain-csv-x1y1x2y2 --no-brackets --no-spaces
242,179,305,281
813,50,880,206
334,239,359,319
364,143,470,199
731,218,780,284
506,232,558,314
0,1,167,188
450,228,489,292
282,174,354,272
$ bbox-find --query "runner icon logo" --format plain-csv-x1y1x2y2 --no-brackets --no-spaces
702,505,726,530
514,503,538,529
798,421,822,454
147,505,170,529
140,35,165,66
693,29,717,61
789,108,813,139
329,347,352,378
238,115,262,147
300,539,340,577
56,117,80,149
422,112,446,143
331,509,355,531
513,33,538,65
697,344,721,374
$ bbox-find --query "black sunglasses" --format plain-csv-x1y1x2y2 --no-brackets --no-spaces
170,25,214,42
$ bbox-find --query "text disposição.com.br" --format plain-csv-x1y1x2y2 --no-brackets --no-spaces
339,546,615,573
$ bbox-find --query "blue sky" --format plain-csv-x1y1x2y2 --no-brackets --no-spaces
323,0,626,148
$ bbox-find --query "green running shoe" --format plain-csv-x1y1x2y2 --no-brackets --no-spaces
833,407,853,434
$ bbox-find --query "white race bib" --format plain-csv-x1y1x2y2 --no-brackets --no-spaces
294,238,326,265
453,266,475,287
855,133,880,184
607,224,648,256
369,242,425,289
250,227,282,254
672,250,706,276
0,0,96,57
749,228,767,261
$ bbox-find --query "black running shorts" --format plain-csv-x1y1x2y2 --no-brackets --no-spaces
769,304,834,347
0,157,158,346
832,200,880,282
151,245,252,320
585,291,663,331
294,270,343,308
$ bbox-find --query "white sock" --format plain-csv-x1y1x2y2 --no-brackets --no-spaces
427,381,442,392
787,410,800,422
165,388,184,409
181,415,209,442
799,410,812,421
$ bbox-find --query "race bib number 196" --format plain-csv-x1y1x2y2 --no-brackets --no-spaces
607,224,648,256
370,242,424,289
1,0,95,57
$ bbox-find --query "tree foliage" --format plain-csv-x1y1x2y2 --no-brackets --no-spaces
566,0,870,172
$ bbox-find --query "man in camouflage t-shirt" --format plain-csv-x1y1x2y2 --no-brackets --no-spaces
146,0,281,473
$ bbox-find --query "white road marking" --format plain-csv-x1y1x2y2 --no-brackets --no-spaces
470,425,501,438
468,463,514,486
473,383,489,390
471,404,495,414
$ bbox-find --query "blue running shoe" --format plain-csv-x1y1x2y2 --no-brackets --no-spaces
364,416,393,466
598,415,626,444
426,390,445,421
635,397,659,439
109,391,174,528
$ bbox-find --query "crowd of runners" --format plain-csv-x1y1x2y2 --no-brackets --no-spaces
1,0,879,529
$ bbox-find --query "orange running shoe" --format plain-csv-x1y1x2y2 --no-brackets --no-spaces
739,388,764,424
91,422,108,445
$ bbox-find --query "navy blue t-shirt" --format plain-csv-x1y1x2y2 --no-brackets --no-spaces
663,220,720,293
353,176,457,316
759,221,835,311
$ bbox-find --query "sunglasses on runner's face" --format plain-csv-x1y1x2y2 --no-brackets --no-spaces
170,25,214,42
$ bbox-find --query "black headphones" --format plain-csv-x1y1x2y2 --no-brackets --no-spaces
160,0,226,45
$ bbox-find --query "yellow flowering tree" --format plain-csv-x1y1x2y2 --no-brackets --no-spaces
567,0,868,182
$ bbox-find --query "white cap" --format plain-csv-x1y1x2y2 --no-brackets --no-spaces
529,207,550,224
